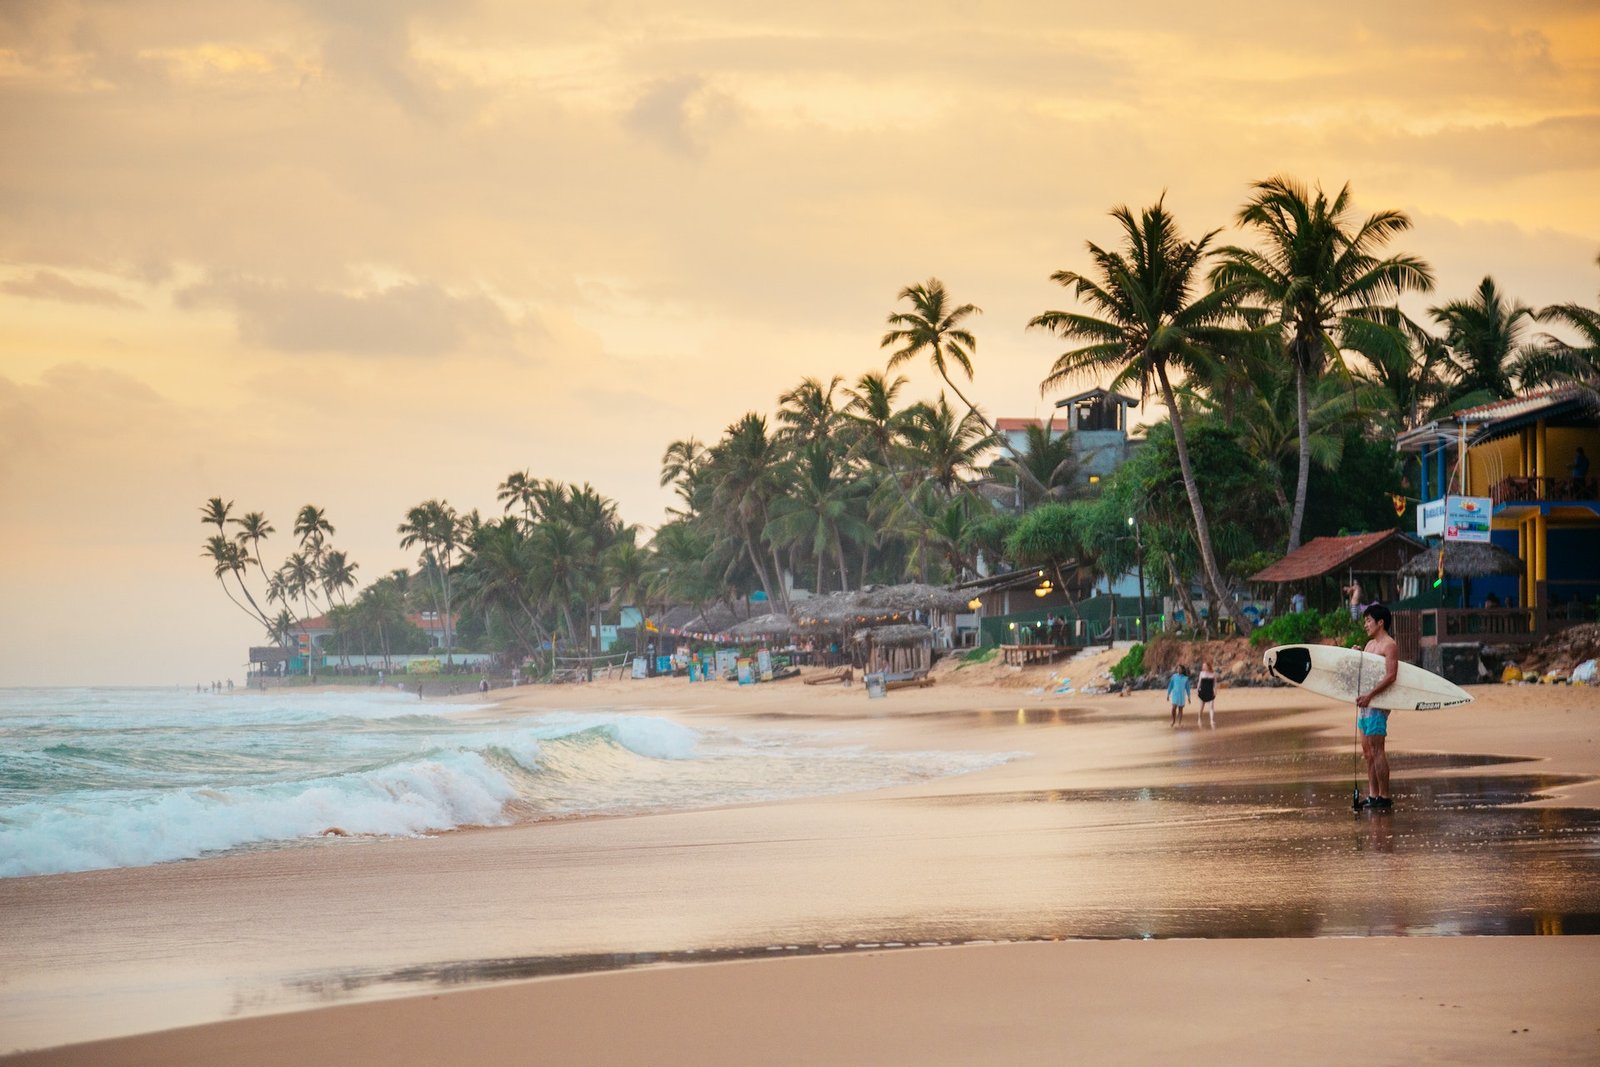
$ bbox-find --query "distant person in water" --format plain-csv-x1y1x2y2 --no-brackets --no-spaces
1196,659,1217,728
1167,664,1191,727
1356,603,1400,810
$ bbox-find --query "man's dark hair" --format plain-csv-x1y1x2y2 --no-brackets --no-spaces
1363,602,1392,631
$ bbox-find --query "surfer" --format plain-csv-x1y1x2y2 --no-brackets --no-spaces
1355,603,1400,810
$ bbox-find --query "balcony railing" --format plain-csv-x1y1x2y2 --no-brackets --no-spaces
1490,475,1598,505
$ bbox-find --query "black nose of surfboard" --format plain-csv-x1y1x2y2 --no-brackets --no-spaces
1269,646,1313,685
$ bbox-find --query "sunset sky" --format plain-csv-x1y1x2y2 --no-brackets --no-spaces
2,1,1598,686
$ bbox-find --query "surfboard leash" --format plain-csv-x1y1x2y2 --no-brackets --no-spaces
1352,655,1363,814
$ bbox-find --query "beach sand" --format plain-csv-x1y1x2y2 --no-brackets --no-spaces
4,655,1599,1064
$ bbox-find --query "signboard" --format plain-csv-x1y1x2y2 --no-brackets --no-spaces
716,650,739,677
1444,495,1492,543
632,657,647,679
736,657,754,685
756,649,773,681
1417,498,1446,538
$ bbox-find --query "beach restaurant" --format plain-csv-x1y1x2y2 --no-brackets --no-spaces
1391,385,1600,660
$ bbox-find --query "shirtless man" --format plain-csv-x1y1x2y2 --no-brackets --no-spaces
1355,603,1400,810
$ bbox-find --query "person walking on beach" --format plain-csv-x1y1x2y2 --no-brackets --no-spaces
1356,603,1400,810
1167,664,1191,727
1196,659,1217,727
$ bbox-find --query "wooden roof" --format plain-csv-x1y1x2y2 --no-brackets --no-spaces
1248,530,1419,584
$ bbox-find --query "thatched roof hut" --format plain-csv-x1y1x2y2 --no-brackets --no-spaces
724,612,794,641
793,591,868,634
851,623,935,646
858,583,972,615
853,622,936,675
1400,542,1524,578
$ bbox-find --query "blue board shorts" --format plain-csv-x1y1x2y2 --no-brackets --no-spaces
1358,711,1389,737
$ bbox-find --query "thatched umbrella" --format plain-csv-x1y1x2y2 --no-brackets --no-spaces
1400,543,1524,578
1401,542,1523,609
724,612,794,641
677,602,743,637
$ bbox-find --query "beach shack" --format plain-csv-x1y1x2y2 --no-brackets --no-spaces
854,623,936,678
1393,384,1600,663
1247,530,1423,617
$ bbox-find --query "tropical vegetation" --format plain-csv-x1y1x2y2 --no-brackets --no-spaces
201,176,1600,669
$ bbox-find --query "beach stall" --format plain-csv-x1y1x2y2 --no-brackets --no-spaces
854,623,936,679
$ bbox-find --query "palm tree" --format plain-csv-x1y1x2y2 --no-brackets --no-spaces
497,470,540,526
898,395,995,500
705,413,791,613
201,533,272,626
1526,252,1600,400
763,443,871,593
1213,175,1434,550
397,500,464,664
1430,276,1534,405
776,375,846,450
882,278,1047,498
294,505,335,561
659,438,708,517
231,511,277,591
1006,419,1079,505
1029,197,1247,631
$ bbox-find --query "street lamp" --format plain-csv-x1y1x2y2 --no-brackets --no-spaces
1127,515,1146,637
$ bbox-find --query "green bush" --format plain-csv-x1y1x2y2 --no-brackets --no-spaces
1111,642,1145,682
1249,608,1366,649
956,646,999,670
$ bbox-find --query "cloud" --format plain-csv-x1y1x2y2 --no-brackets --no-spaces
625,75,739,156
0,269,142,308
175,276,518,357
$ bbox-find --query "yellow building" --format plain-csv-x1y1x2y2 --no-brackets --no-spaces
1396,385,1600,649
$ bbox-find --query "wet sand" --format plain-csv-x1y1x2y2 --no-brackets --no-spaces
4,661,1599,1064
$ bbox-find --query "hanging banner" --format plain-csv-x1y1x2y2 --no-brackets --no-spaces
1444,495,1492,542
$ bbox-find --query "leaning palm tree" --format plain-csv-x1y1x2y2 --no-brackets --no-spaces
882,278,1047,498
1213,175,1434,550
1029,197,1247,632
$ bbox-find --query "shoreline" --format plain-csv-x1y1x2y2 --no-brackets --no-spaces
4,664,1599,1063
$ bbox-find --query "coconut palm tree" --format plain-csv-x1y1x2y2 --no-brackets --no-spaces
776,375,846,450
230,511,277,591
659,438,708,517
705,413,790,613
1030,196,1247,631
1526,252,1600,400
898,394,996,500
882,278,1048,499
1212,175,1434,551
497,470,541,526
1430,276,1534,405
763,443,871,593
202,533,272,627
397,500,464,664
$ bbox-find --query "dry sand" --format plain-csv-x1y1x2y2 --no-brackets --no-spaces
4,653,1599,1065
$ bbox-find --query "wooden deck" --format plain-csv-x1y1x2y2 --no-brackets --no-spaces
999,643,1069,667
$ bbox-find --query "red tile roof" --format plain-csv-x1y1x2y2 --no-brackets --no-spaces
1248,531,1402,583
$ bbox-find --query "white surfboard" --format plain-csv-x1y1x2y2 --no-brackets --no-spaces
1262,644,1473,710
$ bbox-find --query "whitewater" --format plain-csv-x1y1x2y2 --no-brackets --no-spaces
0,687,1011,878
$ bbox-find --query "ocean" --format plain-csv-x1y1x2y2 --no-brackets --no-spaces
0,686,1009,879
